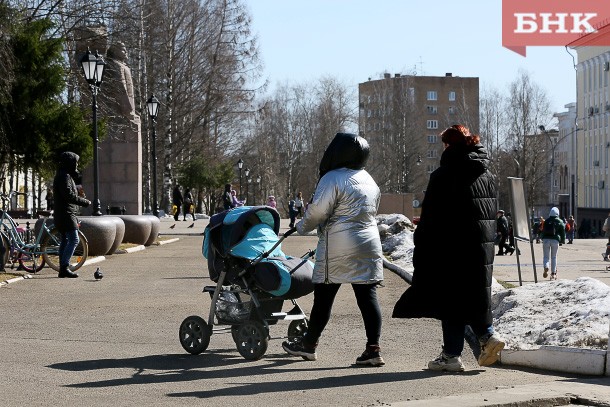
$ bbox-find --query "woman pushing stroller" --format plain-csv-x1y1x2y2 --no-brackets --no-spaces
282,132,385,366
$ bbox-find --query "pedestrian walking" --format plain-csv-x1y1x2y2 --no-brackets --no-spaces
294,192,304,218
541,207,566,280
282,132,385,366
566,215,576,244
392,124,505,372
183,188,194,221
288,198,297,228
53,152,91,278
172,185,183,222
222,184,233,210
496,210,514,255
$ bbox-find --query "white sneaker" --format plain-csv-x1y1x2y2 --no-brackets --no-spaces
478,334,505,366
428,352,464,372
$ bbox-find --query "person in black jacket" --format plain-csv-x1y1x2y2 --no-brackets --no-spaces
495,210,514,255
53,152,91,278
172,185,183,222
392,125,505,372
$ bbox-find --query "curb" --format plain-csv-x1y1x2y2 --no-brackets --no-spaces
500,345,608,376
124,245,146,253
0,274,32,287
158,237,179,245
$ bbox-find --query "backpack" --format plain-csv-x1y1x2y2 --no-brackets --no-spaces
542,217,558,237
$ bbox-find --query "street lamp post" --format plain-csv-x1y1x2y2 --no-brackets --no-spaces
80,48,106,216
146,94,160,216
237,159,244,200
244,168,250,204
256,175,261,205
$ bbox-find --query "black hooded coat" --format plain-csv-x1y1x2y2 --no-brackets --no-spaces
52,152,90,232
392,143,497,324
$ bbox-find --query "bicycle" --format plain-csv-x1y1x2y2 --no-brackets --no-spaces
0,192,89,273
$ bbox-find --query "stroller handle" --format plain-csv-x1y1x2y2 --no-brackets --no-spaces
283,227,298,237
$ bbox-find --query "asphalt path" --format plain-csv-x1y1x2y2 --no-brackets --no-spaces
0,218,603,406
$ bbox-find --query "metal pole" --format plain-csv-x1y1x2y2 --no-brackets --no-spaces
91,85,102,216
151,119,158,217
239,168,242,200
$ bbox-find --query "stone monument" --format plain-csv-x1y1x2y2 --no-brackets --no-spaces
75,26,143,215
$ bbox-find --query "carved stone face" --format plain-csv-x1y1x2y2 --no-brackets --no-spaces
108,41,128,61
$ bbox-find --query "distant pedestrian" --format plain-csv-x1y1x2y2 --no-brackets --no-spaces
172,185,183,222
266,195,277,208
222,183,233,210
53,152,91,278
393,124,505,372
45,189,54,211
231,189,245,207
602,213,610,261
288,198,297,228
541,207,566,280
294,192,304,218
566,215,576,244
495,210,514,255
183,188,194,221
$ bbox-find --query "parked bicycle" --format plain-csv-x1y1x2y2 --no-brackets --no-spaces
0,192,89,273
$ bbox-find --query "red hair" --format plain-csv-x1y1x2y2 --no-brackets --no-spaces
440,124,480,147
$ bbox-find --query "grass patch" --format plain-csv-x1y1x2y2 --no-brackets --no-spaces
0,271,27,283
497,279,517,289
118,243,141,250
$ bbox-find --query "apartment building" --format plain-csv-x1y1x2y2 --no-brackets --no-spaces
570,24,610,235
358,73,479,204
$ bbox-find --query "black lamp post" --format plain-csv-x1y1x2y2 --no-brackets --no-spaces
256,175,261,206
237,158,244,200
146,94,160,216
80,48,106,216
245,168,250,204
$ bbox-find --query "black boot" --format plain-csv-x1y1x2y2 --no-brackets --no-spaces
58,265,78,278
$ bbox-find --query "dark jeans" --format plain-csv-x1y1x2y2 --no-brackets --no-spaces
59,229,80,268
304,282,382,347
442,319,493,357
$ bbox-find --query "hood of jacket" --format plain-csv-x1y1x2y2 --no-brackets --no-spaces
58,152,80,178
319,133,370,178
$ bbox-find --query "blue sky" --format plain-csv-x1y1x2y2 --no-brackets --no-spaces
247,0,578,117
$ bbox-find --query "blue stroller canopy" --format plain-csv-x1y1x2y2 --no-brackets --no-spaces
203,206,281,260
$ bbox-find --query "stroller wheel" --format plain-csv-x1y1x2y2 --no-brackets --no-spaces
234,321,269,360
287,319,308,339
179,315,210,355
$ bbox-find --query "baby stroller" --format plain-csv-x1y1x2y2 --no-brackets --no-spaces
179,206,315,360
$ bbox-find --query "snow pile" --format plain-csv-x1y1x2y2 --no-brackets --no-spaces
377,214,415,269
493,277,610,350
376,214,610,350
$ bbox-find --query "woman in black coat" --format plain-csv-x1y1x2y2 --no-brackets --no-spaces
392,125,505,372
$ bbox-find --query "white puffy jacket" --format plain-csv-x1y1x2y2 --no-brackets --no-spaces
296,168,384,284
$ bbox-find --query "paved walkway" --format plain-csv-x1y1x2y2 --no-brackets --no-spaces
0,216,608,406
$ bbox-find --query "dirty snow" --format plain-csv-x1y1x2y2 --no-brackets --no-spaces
377,214,610,350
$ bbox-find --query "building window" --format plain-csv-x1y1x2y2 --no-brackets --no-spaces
427,91,437,101
427,150,438,158
427,134,438,143
449,91,456,101
426,120,438,129
426,164,435,173
426,105,437,114
448,106,456,115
